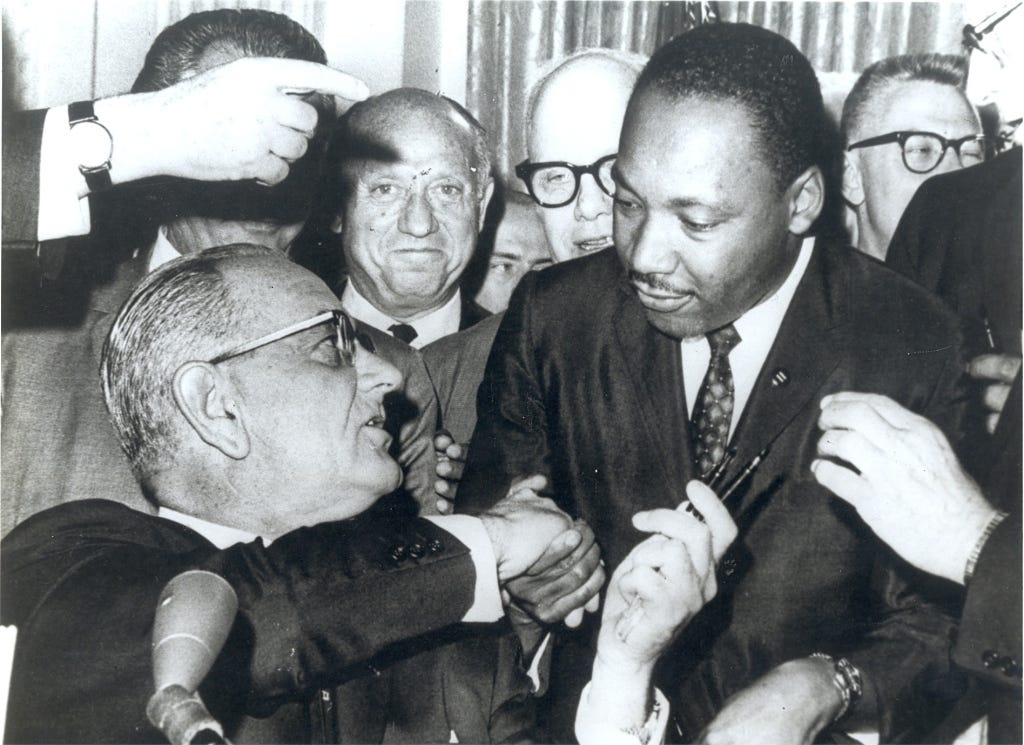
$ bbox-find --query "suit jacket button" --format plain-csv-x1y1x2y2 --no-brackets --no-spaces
722,557,737,576
429,539,444,553
408,542,425,559
1001,658,1020,677
982,650,1000,667
389,545,407,563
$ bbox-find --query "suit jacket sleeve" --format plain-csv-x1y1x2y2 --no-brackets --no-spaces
953,512,1022,688
457,275,552,514
2,109,46,251
1,503,477,741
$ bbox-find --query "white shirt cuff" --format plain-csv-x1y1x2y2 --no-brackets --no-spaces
575,682,669,745
37,105,91,242
424,514,503,623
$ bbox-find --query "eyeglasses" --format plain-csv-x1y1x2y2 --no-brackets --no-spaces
206,309,358,366
846,131,986,174
515,154,617,208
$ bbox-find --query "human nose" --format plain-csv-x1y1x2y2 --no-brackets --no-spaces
574,174,612,221
356,347,402,400
397,188,437,237
624,215,677,275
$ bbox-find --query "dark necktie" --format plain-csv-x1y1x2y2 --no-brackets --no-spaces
691,324,741,478
388,323,418,345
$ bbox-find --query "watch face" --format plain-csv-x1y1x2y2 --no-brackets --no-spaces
70,120,113,170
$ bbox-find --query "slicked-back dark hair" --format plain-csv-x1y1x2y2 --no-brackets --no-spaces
633,22,830,192
132,8,325,93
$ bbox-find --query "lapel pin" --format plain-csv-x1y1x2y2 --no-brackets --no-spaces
771,368,790,387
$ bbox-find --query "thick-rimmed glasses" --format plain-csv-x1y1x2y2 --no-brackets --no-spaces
515,154,617,208
846,130,986,174
206,309,358,366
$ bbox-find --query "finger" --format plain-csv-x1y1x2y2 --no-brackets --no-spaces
444,457,466,482
267,128,310,162
811,458,867,509
445,442,467,462
434,497,452,515
435,459,456,479
521,528,583,575
537,562,604,625
968,353,1022,384
268,95,319,135
816,427,888,477
508,473,548,497
252,156,290,186
261,58,371,101
820,391,925,431
584,590,601,615
818,397,910,444
433,430,455,452
564,608,584,628
685,481,737,561
986,412,1001,435
434,477,454,498
983,382,1011,414
633,508,714,579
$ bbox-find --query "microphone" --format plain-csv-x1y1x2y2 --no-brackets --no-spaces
146,570,238,745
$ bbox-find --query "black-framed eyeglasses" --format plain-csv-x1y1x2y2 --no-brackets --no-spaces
515,154,617,208
846,130,986,174
206,309,359,366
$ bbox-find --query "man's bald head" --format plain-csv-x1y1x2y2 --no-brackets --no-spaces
523,49,646,263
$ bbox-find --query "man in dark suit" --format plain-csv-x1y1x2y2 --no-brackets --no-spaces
1,244,575,743
458,24,965,743
318,89,493,348
2,10,441,533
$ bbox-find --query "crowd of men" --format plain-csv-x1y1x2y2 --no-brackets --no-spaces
1,7,1020,745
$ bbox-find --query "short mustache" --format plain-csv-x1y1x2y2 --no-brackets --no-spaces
628,271,690,295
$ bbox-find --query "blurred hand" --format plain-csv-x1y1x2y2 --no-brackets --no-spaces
967,353,1022,433
698,658,842,745
813,391,998,584
597,481,737,673
504,520,605,627
432,431,466,514
478,475,573,582
103,57,369,187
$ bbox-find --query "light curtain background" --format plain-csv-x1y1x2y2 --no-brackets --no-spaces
466,1,969,183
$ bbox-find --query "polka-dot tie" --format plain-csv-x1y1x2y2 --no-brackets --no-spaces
692,324,741,478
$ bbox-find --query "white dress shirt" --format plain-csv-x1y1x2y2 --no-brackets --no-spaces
341,281,462,348
681,237,815,437
37,106,91,242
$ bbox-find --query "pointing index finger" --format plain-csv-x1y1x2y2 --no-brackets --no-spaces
266,59,370,101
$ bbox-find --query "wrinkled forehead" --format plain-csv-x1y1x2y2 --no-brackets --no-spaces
221,256,340,334
864,80,979,136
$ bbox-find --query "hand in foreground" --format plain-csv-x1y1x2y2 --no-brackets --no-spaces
504,520,604,627
813,391,998,584
432,431,466,514
597,480,737,673
99,57,369,187
698,657,844,745
478,475,573,583
967,353,1022,433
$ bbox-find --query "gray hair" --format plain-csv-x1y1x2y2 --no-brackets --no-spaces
525,48,648,146
101,244,281,477
841,53,969,144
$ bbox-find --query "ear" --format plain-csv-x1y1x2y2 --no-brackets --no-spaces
329,212,344,235
841,151,865,207
785,165,825,235
173,362,250,460
477,178,496,233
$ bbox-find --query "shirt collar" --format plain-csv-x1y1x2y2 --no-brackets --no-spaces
731,235,815,348
340,281,462,348
157,506,263,549
147,226,182,273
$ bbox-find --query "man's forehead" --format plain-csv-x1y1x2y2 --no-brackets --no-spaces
222,257,338,327
868,80,978,134
344,116,474,174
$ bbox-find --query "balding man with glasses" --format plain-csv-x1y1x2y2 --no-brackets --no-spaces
841,53,985,261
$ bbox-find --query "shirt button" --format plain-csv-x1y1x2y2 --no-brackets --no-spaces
722,557,738,576
982,650,1001,668
389,545,407,563
408,542,425,559
1001,658,1020,677
429,538,444,553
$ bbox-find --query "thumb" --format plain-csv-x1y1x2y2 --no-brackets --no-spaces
685,480,737,561
508,473,549,499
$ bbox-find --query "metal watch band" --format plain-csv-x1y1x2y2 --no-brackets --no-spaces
68,100,113,191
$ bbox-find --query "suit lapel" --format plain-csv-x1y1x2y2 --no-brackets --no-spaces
611,281,695,491
728,243,848,519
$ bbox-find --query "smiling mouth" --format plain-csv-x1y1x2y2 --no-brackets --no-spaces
573,236,613,253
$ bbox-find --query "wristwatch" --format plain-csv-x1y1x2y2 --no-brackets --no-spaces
810,652,863,722
68,100,113,191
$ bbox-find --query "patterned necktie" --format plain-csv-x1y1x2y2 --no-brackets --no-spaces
389,323,418,345
691,324,742,478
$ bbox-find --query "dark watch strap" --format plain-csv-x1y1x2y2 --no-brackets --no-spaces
68,100,113,191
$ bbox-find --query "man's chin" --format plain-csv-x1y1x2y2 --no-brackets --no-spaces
641,307,714,341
